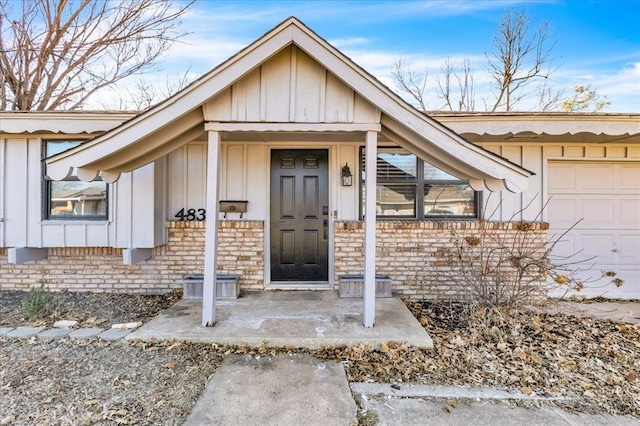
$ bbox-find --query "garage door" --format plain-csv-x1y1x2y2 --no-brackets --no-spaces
548,161,640,299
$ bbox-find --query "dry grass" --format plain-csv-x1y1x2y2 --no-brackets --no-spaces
2,291,639,423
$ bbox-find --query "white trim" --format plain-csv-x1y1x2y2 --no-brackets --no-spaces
267,281,333,290
205,122,381,132
0,112,133,134
202,131,221,327
122,248,151,265
45,18,533,194
8,247,47,264
433,113,640,137
265,145,333,289
363,131,377,327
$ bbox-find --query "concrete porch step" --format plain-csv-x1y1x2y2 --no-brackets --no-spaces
127,291,433,349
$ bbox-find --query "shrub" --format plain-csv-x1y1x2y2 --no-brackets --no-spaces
24,285,64,321
431,196,623,307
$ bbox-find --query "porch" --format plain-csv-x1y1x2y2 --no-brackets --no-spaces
127,291,433,349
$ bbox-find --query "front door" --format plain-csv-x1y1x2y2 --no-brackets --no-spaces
270,149,329,282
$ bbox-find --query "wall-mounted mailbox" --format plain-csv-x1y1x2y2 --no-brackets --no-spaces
219,200,248,218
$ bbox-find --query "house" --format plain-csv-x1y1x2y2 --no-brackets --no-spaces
0,18,638,327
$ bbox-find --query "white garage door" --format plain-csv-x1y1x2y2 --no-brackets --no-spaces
548,161,640,299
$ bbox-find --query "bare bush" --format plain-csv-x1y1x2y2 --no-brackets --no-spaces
430,197,623,307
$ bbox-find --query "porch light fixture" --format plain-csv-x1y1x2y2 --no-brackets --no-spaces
341,163,353,186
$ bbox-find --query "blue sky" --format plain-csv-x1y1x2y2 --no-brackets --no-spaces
113,0,640,112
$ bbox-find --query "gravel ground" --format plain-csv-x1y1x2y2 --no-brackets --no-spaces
2,290,639,424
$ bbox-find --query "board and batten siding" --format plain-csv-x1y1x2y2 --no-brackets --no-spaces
478,142,640,221
166,141,362,222
0,136,166,249
202,45,380,124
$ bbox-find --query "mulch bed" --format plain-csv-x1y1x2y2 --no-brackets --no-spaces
0,289,182,327
1,290,639,424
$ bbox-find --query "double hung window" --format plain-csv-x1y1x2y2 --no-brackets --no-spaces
360,148,478,219
43,140,108,220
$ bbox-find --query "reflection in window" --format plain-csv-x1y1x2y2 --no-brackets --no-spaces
376,184,416,216
424,184,476,217
361,148,478,219
44,140,108,219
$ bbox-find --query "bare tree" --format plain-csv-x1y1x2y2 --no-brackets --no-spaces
101,68,198,111
0,0,192,111
393,57,476,112
392,9,589,113
562,84,610,112
436,58,475,111
392,58,429,112
535,82,564,112
486,8,558,112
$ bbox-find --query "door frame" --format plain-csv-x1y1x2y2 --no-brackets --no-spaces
264,144,334,290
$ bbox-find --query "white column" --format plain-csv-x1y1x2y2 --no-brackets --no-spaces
202,130,221,326
363,130,377,328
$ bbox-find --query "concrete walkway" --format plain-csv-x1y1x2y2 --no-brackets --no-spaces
354,386,640,426
128,291,433,349
185,354,357,425
0,322,138,341
546,300,640,324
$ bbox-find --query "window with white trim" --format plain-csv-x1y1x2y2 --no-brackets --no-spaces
360,147,478,219
43,140,108,220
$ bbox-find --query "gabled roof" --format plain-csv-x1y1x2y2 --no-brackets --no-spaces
46,17,533,192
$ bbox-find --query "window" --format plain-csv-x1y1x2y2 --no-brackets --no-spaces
43,140,108,220
360,147,478,219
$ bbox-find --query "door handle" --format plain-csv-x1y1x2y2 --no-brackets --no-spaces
323,220,328,240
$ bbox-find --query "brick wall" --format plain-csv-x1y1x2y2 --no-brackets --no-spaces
0,221,264,294
334,220,549,301
1,219,546,300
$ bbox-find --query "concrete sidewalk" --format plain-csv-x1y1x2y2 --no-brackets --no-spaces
185,354,357,425
546,300,640,324
355,391,639,426
185,356,640,426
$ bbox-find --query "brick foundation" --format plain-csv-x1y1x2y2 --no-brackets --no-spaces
0,221,264,294
334,220,549,301
1,219,547,300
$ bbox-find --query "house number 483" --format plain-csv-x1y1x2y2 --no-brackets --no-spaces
175,208,206,221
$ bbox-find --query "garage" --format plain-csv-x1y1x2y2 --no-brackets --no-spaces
547,161,640,299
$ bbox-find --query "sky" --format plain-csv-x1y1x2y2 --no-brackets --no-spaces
106,0,640,112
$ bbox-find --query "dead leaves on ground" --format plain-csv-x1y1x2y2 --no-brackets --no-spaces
318,301,640,417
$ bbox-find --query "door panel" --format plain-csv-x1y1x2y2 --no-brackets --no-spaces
548,161,640,298
271,149,329,281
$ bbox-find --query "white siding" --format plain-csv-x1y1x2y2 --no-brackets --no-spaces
4,138,37,247
202,46,379,125
1,136,164,249
0,138,5,246
246,144,267,220
167,142,207,219
476,142,640,221
165,141,364,222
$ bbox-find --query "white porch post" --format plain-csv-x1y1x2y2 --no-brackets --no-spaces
363,130,378,328
202,130,221,326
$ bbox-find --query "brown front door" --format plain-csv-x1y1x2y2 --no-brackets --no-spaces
270,149,329,282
